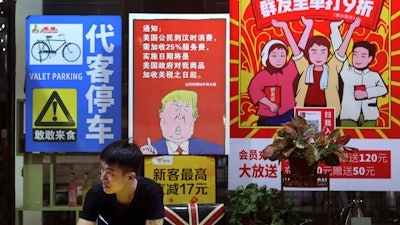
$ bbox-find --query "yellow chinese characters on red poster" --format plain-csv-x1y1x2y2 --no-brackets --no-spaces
144,156,216,205
229,0,400,139
129,14,229,156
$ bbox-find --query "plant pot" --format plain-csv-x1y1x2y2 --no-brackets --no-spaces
288,157,318,187
288,157,317,175
242,218,255,225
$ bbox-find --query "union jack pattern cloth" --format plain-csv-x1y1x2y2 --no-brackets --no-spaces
164,203,224,225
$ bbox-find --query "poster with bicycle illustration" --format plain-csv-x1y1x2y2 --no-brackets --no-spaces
28,22,83,65
25,15,122,152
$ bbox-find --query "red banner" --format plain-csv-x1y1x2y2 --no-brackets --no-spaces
281,150,391,178
235,148,390,179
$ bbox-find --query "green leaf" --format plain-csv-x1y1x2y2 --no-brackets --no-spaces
229,183,302,225
335,134,351,146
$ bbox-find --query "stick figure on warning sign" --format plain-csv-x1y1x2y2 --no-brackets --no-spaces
35,90,75,126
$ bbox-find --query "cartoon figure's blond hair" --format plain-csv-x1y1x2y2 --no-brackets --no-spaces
159,90,199,118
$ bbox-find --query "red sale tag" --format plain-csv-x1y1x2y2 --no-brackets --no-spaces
282,150,391,179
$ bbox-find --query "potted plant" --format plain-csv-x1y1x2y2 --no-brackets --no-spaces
262,115,358,173
229,183,302,225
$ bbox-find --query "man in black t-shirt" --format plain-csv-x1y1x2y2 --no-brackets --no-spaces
77,139,165,225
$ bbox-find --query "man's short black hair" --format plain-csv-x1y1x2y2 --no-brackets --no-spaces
353,41,376,59
100,139,143,174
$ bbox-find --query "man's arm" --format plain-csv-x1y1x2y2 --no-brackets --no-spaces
272,19,301,56
76,218,96,225
336,17,361,58
298,16,313,50
259,97,278,113
146,218,164,225
330,20,344,51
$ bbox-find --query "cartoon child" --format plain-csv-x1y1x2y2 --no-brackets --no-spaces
247,40,299,126
272,16,361,119
330,22,388,127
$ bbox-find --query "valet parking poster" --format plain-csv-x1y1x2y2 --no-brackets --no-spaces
25,16,122,152
228,0,400,191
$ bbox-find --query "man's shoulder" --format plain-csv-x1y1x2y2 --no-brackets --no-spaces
137,176,163,194
89,183,108,198
91,183,104,192
138,176,158,184
85,183,113,205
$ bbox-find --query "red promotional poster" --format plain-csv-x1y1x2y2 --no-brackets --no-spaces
230,0,400,139
129,14,229,155
228,0,399,192
228,139,395,191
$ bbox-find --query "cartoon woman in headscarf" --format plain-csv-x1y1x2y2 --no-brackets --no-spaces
248,39,299,126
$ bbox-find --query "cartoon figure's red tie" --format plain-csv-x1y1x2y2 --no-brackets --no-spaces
177,146,183,155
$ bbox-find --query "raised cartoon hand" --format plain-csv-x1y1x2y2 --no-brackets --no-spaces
330,19,344,30
301,16,313,27
271,19,287,29
350,17,362,29
140,137,158,155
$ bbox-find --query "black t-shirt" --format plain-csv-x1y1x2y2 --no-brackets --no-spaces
80,176,165,225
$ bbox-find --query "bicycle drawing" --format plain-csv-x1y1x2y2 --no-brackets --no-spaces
31,34,81,63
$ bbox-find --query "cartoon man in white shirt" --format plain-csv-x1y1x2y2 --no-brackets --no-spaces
331,21,388,127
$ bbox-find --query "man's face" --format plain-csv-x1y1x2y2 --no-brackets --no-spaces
352,46,372,69
159,100,196,144
308,43,328,67
268,48,287,69
100,161,132,195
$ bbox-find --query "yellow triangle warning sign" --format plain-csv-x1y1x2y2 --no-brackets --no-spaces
34,90,76,126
